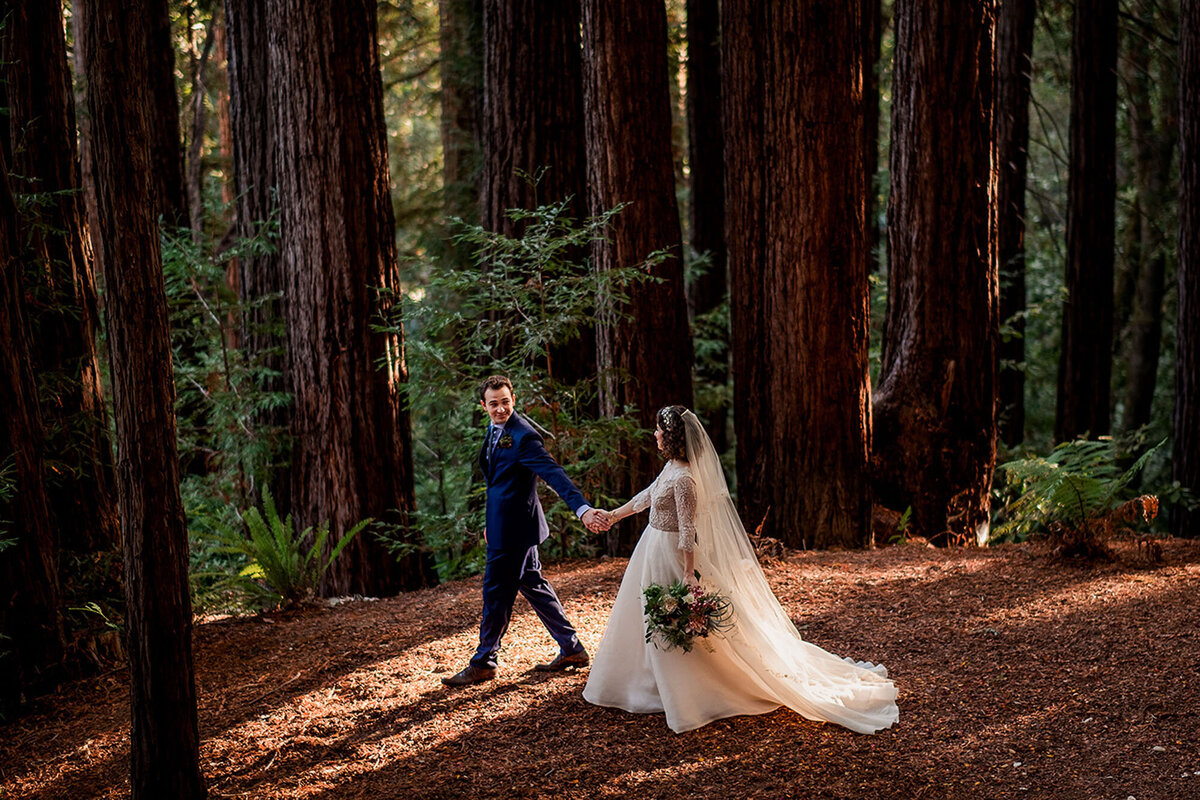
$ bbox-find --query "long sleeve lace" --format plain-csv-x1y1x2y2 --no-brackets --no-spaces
674,474,697,552
630,479,655,514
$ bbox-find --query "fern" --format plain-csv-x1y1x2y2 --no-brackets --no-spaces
198,487,369,608
994,437,1164,546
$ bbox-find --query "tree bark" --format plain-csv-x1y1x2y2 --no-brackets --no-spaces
185,24,216,236
1121,2,1178,434
582,0,694,555
481,0,586,233
81,1,205,795
864,0,883,271
0,151,64,717
724,1,871,549
1176,0,1200,538
480,0,592,385
72,0,103,285
225,0,289,506
213,11,239,347
214,14,236,217
686,0,729,455
1055,0,1118,442
147,0,187,228
2,0,119,554
873,0,999,546
440,0,484,228
268,0,432,594
994,0,1036,447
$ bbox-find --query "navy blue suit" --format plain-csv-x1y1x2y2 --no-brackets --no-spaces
471,412,587,670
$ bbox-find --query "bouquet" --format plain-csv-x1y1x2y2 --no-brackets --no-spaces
642,575,733,653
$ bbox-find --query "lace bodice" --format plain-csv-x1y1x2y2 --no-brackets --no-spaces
630,460,697,551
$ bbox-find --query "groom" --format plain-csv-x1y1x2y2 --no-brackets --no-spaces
442,375,611,687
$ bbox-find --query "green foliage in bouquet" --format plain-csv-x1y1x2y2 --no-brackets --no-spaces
379,191,662,578
992,436,1165,557
643,576,733,653
197,487,368,609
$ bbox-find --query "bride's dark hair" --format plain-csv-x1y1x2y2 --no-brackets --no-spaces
656,405,689,461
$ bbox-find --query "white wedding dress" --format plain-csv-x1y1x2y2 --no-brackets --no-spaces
583,413,899,734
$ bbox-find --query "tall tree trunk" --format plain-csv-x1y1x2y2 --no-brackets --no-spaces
268,0,432,594
864,0,883,271
81,2,206,796
225,0,289,507
480,0,586,232
2,0,119,554
1176,0,1200,539
1121,2,1178,434
213,11,239,348
480,0,592,386
1055,0,1118,442
724,2,872,548
73,0,103,284
873,0,999,546
185,24,216,236
214,14,236,218
995,0,1036,447
147,0,187,228
440,0,484,229
686,0,729,455
0,152,65,717
582,0,694,555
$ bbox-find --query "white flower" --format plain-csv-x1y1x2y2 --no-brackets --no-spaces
681,592,696,605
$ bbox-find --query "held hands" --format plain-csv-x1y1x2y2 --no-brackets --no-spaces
582,508,615,533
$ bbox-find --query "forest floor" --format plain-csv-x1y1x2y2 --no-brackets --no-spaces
2,539,1199,800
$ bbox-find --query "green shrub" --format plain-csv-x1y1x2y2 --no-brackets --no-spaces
383,194,660,577
992,437,1164,557
197,488,369,609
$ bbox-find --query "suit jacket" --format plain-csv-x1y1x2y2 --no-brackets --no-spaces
479,412,587,552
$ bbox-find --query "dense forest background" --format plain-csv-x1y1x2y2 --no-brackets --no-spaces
2,0,1198,794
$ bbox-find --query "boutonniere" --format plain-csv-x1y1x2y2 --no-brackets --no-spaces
497,434,514,449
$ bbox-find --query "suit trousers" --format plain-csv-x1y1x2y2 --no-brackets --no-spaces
471,544,582,669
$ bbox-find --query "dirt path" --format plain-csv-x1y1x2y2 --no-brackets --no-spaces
3,540,1199,799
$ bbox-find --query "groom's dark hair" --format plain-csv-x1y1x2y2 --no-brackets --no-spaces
478,374,514,401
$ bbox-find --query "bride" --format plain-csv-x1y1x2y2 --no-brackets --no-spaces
582,406,899,734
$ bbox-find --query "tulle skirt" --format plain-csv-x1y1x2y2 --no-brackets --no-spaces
582,525,900,734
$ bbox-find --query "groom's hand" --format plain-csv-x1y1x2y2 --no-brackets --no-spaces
581,508,611,533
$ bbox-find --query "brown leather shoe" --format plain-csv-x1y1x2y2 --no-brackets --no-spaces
441,665,496,687
534,650,590,672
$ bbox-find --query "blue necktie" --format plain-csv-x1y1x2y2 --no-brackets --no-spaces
488,426,502,461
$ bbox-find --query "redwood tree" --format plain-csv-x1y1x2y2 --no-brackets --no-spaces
995,0,1036,446
1176,0,1200,538
864,0,884,270
268,0,432,593
2,0,118,554
225,0,289,503
582,0,694,553
82,0,205,795
481,0,586,233
440,0,484,228
1055,0,1118,442
724,1,871,548
1120,2,1178,435
873,0,999,545
480,0,592,384
0,152,64,716
686,0,729,454
148,0,188,228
